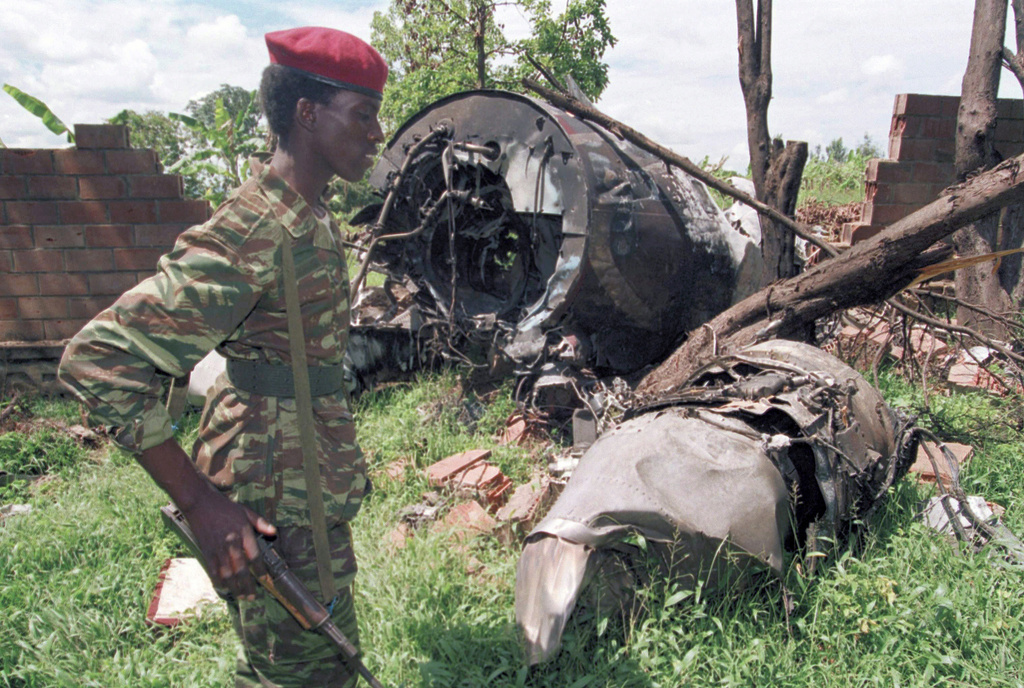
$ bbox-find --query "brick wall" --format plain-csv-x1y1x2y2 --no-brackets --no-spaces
843,93,1024,244
0,124,211,343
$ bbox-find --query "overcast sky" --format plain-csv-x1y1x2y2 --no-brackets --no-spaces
0,1,1017,170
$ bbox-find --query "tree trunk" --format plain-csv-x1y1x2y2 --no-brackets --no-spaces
474,1,487,89
736,0,806,284
953,0,1013,338
760,140,809,283
636,152,1024,399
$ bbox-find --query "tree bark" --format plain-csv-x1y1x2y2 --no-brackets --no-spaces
760,140,809,282
636,153,1024,399
953,0,1012,338
474,0,488,89
736,0,805,283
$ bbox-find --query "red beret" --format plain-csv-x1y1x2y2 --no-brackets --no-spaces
265,27,388,100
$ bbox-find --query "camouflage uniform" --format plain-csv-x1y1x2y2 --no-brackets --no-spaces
59,155,367,687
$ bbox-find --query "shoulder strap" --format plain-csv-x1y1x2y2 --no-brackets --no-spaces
280,226,338,602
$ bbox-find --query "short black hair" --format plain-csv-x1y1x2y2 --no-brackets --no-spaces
259,64,339,144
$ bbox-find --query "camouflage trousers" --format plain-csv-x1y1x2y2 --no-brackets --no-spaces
229,522,360,688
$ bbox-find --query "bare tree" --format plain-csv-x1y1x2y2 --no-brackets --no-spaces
953,0,1024,338
736,0,809,285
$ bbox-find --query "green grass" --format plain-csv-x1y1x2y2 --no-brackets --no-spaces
3,370,1024,687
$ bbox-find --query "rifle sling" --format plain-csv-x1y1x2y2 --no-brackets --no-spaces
280,225,338,603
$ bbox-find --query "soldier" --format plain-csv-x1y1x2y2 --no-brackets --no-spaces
58,26,387,687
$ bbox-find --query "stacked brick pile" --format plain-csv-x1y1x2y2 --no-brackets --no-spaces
842,94,1024,244
0,124,210,343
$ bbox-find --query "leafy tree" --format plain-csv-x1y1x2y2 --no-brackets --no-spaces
370,0,615,133
168,90,266,205
186,84,262,135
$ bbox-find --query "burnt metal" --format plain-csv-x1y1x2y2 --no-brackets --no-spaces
514,340,918,664
359,90,759,376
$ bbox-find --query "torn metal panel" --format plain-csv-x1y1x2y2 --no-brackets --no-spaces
515,340,917,664
360,90,760,374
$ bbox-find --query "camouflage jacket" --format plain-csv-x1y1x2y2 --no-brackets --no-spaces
58,156,366,527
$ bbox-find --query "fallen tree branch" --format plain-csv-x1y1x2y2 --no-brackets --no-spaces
910,286,1024,333
636,152,1024,399
521,77,836,258
886,295,1024,367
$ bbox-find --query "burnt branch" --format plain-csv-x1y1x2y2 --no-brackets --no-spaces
637,152,1024,399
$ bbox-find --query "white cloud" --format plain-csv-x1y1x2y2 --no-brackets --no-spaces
862,54,902,77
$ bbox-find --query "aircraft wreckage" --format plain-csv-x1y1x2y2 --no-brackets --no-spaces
347,89,762,386
182,92,920,666
515,339,918,664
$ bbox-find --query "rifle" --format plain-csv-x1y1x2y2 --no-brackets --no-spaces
160,504,386,688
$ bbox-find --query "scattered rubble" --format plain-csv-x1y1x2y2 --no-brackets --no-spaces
909,441,973,490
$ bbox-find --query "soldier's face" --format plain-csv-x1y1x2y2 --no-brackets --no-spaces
313,90,384,183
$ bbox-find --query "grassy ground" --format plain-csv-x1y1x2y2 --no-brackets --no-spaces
3,368,1024,687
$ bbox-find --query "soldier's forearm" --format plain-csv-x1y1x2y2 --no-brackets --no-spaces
137,438,215,512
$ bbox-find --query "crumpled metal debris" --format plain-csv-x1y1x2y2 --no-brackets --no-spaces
354,90,761,379
514,339,918,665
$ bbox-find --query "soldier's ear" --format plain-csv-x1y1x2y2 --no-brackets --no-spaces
295,97,317,133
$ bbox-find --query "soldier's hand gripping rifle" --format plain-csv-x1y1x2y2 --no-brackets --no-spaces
160,504,387,688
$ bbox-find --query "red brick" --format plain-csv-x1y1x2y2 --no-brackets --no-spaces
59,200,109,224
158,199,211,224
38,273,89,296
26,175,77,199
105,149,158,174
88,272,140,295
69,295,117,318
135,224,186,247
74,124,129,150
5,201,58,224
426,449,491,487
864,204,915,226
109,200,158,224
437,501,496,539
0,175,26,199
54,149,106,175
910,441,974,490
130,175,183,199
892,93,909,116
864,181,891,205
0,251,10,273
889,113,907,140
996,98,1024,120
114,247,164,271
842,223,885,245
18,296,68,319
0,226,33,249
902,94,956,117
994,118,1024,142
0,299,18,319
0,274,39,296
0,320,46,341
34,225,85,248
1,149,54,174
912,161,955,185
452,463,504,496
44,319,89,340
893,183,937,206
63,248,114,272
866,160,909,184
85,224,134,247
78,176,127,200
919,116,957,140
11,249,64,273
